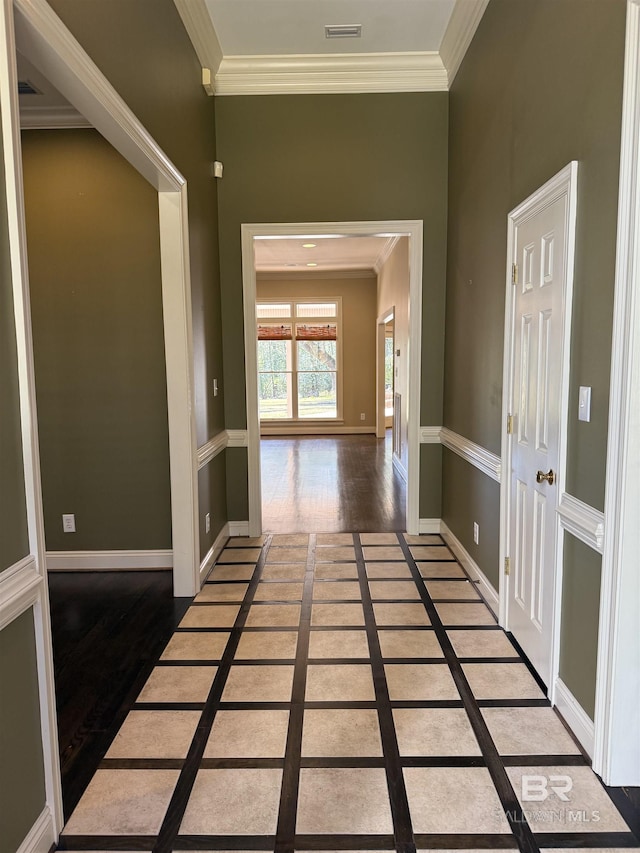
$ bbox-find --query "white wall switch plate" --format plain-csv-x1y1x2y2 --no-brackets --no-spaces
205,512,211,534
62,513,76,533
578,386,592,422
473,522,479,544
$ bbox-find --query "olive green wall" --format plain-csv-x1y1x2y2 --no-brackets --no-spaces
0,610,46,853
0,116,29,569
443,0,626,714
46,0,228,538
419,444,443,521
257,274,377,429
216,92,449,518
22,129,171,551
559,535,602,718
198,453,228,562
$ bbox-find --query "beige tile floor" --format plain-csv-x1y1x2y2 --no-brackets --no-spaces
59,531,637,853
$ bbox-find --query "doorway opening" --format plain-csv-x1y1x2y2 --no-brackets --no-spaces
241,221,423,537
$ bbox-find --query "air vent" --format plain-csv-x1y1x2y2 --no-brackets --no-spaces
18,80,41,96
325,24,362,39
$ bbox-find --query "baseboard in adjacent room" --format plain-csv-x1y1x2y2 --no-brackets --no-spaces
418,518,441,534
554,678,595,758
46,550,173,571
440,522,499,616
199,523,231,584
228,521,250,537
16,806,55,853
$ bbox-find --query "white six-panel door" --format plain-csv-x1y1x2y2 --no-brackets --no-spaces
508,192,569,688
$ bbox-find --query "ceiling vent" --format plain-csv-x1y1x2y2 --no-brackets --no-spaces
18,80,41,96
325,24,362,39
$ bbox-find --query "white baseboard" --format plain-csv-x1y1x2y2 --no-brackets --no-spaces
16,806,55,853
392,453,408,482
440,522,499,616
228,521,250,536
418,518,442,534
261,425,376,436
554,677,595,757
200,523,230,584
46,550,173,571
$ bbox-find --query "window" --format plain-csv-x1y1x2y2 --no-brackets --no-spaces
257,300,340,420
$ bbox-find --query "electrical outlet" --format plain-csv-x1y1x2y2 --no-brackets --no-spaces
62,513,76,533
473,522,479,545
205,512,211,534
360,412,365,421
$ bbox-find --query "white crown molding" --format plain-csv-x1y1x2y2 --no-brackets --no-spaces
440,426,501,482
420,426,442,444
439,0,489,86
554,677,595,757
215,52,448,96
172,0,223,86
0,555,41,630
440,521,499,616
226,429,249,447
257,267,376,280
197,430,227,469
46,550,172,570
557,492,605,554
373,236,400,274
20,105,91,128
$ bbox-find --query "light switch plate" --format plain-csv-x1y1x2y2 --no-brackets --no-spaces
578,386,592,422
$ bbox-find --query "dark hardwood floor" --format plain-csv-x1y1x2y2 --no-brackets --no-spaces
47,570,191,819
261,431,406,532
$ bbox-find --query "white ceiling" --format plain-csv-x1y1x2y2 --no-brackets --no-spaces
205,0,455,56
254,235,396,274
175,0,489,95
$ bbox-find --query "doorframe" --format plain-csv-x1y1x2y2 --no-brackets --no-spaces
11,0,199,597
593,0,640,786
376,307,394,439
499,162,578,704
241,221,423,536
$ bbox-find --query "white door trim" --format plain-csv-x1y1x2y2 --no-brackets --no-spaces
241,220,424,536
376,307,394,439
593,0,640,786
499,162,579,704
12,0,200,596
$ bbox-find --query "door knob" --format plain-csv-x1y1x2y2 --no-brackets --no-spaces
536,469,555,485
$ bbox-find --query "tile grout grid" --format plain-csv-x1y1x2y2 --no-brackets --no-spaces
56,531,639,853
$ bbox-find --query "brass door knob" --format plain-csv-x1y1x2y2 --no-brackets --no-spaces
536,469,555,485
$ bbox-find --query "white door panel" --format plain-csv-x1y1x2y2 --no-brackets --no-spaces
508,194,567,687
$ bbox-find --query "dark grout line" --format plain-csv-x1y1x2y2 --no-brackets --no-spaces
147,536,273,853
394,532,539,853
273,533,317,853
353,532,417,853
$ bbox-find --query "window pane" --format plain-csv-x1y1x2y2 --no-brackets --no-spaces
296,302,337,318
258,339,291,372
298,372,337,418
259,372,292,419
257,303,291,318
297,340,336,372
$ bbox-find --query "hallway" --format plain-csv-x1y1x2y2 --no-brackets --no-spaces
56,532,637,852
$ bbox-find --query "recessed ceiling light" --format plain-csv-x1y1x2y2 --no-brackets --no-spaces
307,262,318,267
302,243,317,248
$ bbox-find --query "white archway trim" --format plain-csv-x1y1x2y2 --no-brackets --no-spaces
241,220,423,536
13,0,200,596
594,0,640,786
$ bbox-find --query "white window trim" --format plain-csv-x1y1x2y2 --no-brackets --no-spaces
257,296,343,423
